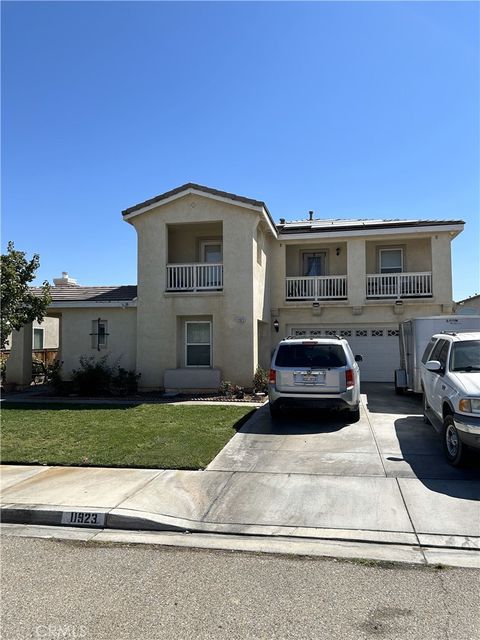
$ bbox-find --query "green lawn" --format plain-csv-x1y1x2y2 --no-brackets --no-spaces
1,403,253,469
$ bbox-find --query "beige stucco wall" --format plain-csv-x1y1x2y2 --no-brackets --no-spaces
58,307,137,378
431,233,453,304
33,317,59,349
252,223,272,371
129,193,271,389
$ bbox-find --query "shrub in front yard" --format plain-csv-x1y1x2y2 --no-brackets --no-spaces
252,366,269,394
219,380,244,399
70,355,140,396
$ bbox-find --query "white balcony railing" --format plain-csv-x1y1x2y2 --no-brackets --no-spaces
286,275,348,301
166,263,223,292
366,272,432,298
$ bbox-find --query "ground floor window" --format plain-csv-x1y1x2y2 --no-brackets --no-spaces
90,319,108,350
33,328,44,350
185,321,211,367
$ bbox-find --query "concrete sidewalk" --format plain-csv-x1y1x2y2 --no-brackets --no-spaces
2,460,480,566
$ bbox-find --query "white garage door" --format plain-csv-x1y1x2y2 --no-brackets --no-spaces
288,326,400,382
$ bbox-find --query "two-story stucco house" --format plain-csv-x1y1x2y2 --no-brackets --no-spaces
5,183,464,390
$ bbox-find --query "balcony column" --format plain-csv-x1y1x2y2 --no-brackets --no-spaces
347,238,366,307
5,323,33,388
431,234,452,306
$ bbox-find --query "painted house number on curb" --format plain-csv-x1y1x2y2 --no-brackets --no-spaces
61,512,106,527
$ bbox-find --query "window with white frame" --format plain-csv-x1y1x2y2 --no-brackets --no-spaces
33,328,44,350
90,319,108,350
185,321,211,367
379,248,403,273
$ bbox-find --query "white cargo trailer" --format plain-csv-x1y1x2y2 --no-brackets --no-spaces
394,315,480,394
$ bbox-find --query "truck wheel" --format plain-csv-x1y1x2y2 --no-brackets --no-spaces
443,415,466,466
348,406,360,423
394,371,404,395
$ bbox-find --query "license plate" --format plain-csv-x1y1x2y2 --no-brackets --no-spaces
294,371,326,385
61,511,105,527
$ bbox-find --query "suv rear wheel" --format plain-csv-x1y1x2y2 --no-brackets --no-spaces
443,415,466,466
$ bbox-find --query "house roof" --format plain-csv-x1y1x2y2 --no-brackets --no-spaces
122,182,276,235
31,285,137,303
456,294,480,305
123,183,464,238
123,182,266,213
277,217,465,235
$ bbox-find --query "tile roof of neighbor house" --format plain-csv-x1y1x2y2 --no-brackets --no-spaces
456,294,480,305
31,285,137,303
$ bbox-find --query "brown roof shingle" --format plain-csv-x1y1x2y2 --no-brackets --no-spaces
31,285,137,303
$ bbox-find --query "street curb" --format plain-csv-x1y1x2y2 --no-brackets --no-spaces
2,522,480,570
2,504,480,569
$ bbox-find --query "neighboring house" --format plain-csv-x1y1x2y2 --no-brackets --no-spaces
455,294,480,316
7,183,464,389
3,317,59,352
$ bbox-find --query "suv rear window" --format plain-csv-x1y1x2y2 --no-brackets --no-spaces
275,343,347,368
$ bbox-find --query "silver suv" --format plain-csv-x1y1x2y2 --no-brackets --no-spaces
268,336,362,421
421,331,480,466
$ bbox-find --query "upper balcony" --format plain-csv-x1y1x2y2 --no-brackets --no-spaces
283,239,434,303
166,222,223,293
285,243,348,301
366,272,432,298
365,240,433,299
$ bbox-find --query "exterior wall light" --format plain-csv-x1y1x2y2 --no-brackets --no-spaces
273,319,279,333
336,247,341,256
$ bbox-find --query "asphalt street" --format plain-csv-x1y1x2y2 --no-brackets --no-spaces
2,535,479,640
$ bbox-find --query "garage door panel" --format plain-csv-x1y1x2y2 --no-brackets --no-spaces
289,326,399,383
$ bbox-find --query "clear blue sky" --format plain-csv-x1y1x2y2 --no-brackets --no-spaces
2,1,479,299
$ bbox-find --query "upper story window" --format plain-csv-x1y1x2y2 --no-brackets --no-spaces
33,328,44,350
303,251,326,276
200,241,222,264
379,248,403,273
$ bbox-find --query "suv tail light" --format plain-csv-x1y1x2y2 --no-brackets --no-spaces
345,368,354,388
269,369,276,384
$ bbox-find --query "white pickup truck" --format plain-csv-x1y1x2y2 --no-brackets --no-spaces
421,331,480,466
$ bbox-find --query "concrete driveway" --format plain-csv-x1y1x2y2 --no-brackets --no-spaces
205,384,480,544
208,383,480,481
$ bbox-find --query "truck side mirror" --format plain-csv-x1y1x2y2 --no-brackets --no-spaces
425,360,442,372
355,355,363,362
